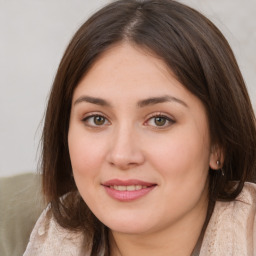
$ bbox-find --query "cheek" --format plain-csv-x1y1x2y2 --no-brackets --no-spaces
68,130,106,205
147,129,210,214
147,126,211,183
68,128,106,177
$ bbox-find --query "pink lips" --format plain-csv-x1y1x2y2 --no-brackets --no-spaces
102,179,156,202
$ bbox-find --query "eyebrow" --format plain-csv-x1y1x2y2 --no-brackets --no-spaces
137,95,188,108
74,96,112,107
73,95,188,108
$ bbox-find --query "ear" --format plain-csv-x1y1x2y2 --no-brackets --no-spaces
209,144,224,170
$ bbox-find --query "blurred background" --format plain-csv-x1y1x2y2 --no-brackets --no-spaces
0,0,255,177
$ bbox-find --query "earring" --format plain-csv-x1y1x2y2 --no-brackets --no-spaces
216,160,224,176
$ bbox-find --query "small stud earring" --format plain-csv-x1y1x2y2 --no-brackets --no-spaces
216,160,224,176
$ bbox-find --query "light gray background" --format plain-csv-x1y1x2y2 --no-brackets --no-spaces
1,0,255,177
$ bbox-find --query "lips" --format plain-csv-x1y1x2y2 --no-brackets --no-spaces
109,185,148,191
102,179,157,201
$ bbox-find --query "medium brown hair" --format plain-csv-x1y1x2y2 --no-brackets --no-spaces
41,0,256,254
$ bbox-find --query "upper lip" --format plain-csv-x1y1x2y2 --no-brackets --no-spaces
102,179,156,187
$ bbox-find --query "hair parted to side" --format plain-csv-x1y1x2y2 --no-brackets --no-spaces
41,0,256,254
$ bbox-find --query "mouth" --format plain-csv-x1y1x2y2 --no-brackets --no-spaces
108,185,149,191
102,179,157,201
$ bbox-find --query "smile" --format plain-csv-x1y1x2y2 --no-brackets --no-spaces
102,179,157,201
109,185,148,191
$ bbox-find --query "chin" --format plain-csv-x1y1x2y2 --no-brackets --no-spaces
109,223,151,235
99,213,156,235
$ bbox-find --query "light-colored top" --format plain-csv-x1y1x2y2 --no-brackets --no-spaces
24,182,256,256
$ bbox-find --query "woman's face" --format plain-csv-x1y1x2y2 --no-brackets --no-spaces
68,43,219,235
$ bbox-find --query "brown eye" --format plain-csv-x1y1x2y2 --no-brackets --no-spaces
94,116,106,125
146,114,175,129
154,117,167,126
83,115,110,127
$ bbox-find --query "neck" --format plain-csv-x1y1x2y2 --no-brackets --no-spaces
109,197,209,256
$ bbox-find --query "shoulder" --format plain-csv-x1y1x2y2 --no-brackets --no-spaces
236,182,256,205
201,182,256,256
23,206,89,256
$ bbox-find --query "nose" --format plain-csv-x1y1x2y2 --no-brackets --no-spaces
106,125,145,170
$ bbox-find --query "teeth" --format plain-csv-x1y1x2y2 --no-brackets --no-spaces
125,185,133,191
115,185,126,191
110,185,148,191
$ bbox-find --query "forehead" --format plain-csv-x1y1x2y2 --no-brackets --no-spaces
73,42,186,100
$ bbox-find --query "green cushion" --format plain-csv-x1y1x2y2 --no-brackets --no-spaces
0,173,44,256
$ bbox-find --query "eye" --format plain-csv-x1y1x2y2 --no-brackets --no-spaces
145,114,175,128
82,114,110,127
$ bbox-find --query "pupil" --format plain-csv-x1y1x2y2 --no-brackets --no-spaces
94,116,105,125
155,117,166,126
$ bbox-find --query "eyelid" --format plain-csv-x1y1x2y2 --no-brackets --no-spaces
144,112,175,128
81,111,108,120
81,112,111,127
145,112,175,121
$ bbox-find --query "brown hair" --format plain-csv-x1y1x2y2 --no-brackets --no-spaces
41,0,256,254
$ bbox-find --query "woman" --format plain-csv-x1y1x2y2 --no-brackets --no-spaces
24,0,256,255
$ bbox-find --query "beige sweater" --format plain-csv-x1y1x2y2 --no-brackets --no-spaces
24,183,256,256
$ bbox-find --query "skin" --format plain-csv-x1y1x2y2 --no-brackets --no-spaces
68,42,221,256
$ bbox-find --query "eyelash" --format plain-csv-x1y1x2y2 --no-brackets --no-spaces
144,113,175,129
82,113,110,128
81,112,175,129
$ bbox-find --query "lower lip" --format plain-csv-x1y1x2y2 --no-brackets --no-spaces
103,186,156,202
